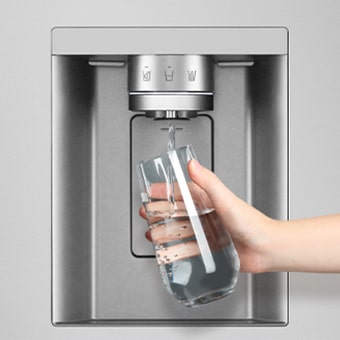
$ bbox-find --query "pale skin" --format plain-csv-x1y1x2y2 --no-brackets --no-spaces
140,159,340,274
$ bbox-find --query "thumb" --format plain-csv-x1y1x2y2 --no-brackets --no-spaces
187,159,267,236
187,159,238,214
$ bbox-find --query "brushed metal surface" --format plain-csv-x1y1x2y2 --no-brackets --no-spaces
128,55,213,92
52,27,288,55
52,27,288,326
128,55,214,112
129,93,214,112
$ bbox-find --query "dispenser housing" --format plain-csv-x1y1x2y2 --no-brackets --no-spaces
52,27,289,326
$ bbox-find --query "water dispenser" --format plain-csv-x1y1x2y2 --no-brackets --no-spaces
52,26,288,325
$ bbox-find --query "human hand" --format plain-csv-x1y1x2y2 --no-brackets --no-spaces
139,177,231,265
140,159,277,273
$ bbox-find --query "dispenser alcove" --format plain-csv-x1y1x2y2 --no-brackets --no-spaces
52,27,289,325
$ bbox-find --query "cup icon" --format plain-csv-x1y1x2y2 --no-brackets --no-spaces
137,145,240,307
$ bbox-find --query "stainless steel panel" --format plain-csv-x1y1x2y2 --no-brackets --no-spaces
51,27,288,55
52,27,288,326
52,56,94,323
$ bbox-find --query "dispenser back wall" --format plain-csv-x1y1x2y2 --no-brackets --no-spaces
130,116,213,257
52,27,288,325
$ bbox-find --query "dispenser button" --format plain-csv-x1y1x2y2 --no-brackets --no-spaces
142,66,151,81
164,66,174,81
187,70,197,81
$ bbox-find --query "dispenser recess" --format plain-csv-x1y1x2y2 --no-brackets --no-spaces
52,27,289,325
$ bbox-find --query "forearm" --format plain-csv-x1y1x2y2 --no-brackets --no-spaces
265,214,340,273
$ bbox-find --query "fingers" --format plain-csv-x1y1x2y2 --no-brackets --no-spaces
144,179,210,206
139,206,147,219
150,218,195,244
156,240,200,265
145,230,152,242
147,211,230,263
147,182,182,200
154,233,230,265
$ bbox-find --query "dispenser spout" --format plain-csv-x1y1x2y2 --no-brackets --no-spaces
165,110,177,119
144,110,198,119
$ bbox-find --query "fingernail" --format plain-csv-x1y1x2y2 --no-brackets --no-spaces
191,159,202,171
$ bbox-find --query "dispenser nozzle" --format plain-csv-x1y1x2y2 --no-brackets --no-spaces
144,110,198,119
165,110,177,119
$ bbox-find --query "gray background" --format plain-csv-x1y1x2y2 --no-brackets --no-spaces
1,0,340,339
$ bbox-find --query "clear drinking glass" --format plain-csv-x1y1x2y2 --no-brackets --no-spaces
136,145,240,307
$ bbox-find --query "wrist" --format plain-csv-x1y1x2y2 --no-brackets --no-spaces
259,218,288,273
